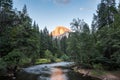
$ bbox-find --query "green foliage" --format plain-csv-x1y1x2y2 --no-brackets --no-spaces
92,0,117,30
111,51,120,66
0,58,6,69
35,59,50,64
3,49,25,66
60,54,69,61
68,19,95,64
93,63,103,70
44,50,56,62
0,0,41,69
0,0,120,72
45,50,53,59
66,0,120,70
55,58,63,62
35,58,62,64
91,70,106,76
39,28,55,58
0,0,13,11
20,58,31,65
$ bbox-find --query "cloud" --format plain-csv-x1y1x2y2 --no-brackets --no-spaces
116,0,119,4
79,7,94,11
53,0,70,4
80,8,84,11
41,0,70,5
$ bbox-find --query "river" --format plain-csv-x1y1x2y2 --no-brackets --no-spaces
16,62,100,80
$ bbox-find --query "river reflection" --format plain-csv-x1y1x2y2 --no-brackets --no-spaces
50,68,67,80
14,62,100,80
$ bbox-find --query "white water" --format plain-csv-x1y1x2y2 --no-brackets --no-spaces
23,62,74,74
17,62,100,80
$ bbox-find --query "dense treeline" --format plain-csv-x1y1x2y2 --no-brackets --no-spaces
0,0,120,74
0,0,41,69
66,0,120,70
0,0,65,71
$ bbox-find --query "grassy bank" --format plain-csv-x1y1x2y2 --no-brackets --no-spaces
74,67,120,80
35,58,63,65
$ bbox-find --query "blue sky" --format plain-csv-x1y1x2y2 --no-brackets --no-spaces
13,0,105,31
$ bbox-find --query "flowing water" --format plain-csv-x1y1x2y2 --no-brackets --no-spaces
16,62,100,80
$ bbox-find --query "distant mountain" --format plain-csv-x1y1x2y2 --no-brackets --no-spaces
51,26,71,38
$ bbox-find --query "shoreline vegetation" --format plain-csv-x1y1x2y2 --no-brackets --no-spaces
1,60,120,80
73,67,120,80
0,58,62,79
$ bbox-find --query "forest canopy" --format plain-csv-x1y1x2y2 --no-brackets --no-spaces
0,0,120,72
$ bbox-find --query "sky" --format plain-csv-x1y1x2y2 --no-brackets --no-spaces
12,0,118,32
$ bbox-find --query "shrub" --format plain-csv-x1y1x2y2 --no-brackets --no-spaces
93,63,103,70
60,54,70,61
0,58,6,70
3,49,25,66
55,58,63,62
35,59,50,64
44,50,57,62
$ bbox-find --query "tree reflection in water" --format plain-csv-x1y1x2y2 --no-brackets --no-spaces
50,68,67,80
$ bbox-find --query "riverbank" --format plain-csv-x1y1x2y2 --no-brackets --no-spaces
73,67,120,80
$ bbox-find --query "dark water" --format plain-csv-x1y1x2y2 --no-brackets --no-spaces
15,62,100,80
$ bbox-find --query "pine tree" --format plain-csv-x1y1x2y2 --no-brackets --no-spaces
0,0,13,11
118,2,120,13
92,0,117,30
60,36,67,54
39,27,52,57
0,0,15,57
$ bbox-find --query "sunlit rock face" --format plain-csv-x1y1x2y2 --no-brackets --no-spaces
51,26,71,38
